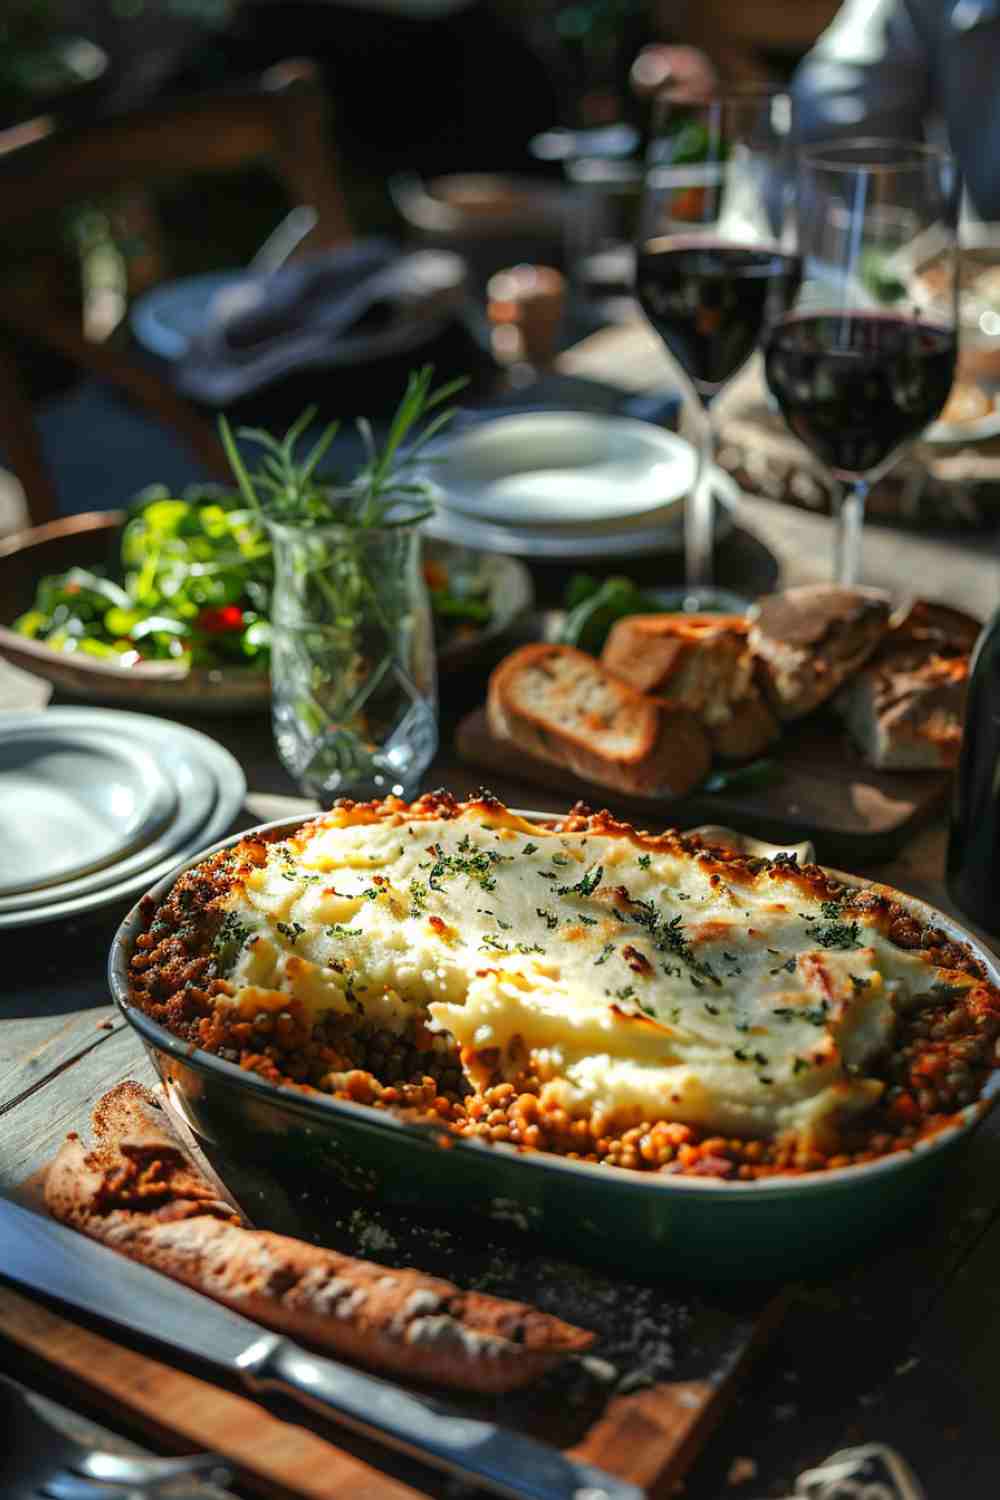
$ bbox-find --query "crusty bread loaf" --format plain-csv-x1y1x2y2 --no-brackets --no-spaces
838,653,969,769
600,613,779,761
44,1082,593,1393
748,585,891,721
836,598,979,769
487,643,712,798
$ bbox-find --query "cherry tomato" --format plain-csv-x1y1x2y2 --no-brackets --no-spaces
196,604,244,634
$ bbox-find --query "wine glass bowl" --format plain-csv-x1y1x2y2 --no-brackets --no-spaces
762,138,960,585
633,85,799,593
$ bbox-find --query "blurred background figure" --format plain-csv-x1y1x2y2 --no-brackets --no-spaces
789,0,1000,221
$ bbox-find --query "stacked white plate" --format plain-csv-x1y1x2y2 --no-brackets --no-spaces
0,707,246,930
419,411,739,560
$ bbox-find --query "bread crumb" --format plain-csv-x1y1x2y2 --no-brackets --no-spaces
727,1457,757,1486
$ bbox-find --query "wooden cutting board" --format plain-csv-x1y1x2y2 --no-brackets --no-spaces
456,705,952,865
4,1074,787,1500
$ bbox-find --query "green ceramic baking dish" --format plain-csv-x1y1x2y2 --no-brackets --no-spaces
108,813,1000,1283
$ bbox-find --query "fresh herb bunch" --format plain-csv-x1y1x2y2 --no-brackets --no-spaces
217,365,468,528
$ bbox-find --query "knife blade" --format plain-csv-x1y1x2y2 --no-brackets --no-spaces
0,1199,643,1500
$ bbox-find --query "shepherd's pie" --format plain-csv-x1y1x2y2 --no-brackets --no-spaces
129,793,1000,1178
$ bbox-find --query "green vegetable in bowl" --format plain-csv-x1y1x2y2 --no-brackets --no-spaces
14,372,493,676
14,485,274,671
557,573,664,655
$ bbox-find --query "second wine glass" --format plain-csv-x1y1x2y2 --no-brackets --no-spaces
634,84,799,600
763,139,960,585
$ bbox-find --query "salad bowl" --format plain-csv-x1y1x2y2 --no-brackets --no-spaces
0,510,533,713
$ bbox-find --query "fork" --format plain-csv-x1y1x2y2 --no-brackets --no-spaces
36,1450,232,1498
0,1378,231,1499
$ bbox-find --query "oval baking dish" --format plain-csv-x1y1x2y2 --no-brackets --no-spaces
108,813,1000,1282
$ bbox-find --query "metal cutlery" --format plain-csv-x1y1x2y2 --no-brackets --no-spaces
0,1376,231,1500
1,1199,644,1500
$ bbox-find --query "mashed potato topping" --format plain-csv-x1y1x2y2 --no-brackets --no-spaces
203,799,968,1146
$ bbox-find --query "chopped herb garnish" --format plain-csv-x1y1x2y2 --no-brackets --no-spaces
815,920,860,950
536,908,559,930
409,879,428,916
425,843,512,894
594,942,615,966
704,1002,720,1015
637,853,651,869
212,912,251,975
793,1057,810,1074
522,842,539,856
556,863,604,899
609,984,636,1002
327,924,362,939
579,914,598,926
276,920,305,946
551,853,570,866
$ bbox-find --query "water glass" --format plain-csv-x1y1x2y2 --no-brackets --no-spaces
266,509,437,804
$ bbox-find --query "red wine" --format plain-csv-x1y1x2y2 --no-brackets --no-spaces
635,238,802,396
763,312,957,478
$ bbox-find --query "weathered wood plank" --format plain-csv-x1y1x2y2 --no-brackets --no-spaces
0,1007,121,1115
0,1025,154,1191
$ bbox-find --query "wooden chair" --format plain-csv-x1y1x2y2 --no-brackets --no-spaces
0,58,354,528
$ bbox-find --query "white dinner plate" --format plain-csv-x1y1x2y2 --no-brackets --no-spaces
424,411,697,527
1,709,247,929
0,722,216,915
0,725,176,897
423,464,739,561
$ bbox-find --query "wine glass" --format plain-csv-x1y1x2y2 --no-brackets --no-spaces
634,84,799,602
763,139,960,586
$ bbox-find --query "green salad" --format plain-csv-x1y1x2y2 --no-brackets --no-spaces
14,490,492,672
14,486,274,671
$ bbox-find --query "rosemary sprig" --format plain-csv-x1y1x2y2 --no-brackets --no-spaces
217,365,467,529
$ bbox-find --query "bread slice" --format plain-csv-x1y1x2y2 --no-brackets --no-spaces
748,585,891,721
600,613,779,761
836,598,979,769
487,642,712,798
839,653,969,769
44,1081,593,1393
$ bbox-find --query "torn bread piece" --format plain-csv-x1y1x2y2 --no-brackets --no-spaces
837,599,980,769
600,613,780,761
487,642,712,797
748,585,891,721
44,1082,593,1392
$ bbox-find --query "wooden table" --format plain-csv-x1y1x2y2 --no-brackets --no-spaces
4,331,1000,1496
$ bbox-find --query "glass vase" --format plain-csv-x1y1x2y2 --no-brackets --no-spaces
266,510,437,805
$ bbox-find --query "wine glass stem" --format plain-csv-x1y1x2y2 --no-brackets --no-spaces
686,400,715,588
835,480,868,586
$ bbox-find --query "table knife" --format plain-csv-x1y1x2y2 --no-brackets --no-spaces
0,1199,643,1500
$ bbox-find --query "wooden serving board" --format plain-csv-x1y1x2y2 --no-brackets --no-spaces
3,1053,786,1500
456,705,952,865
